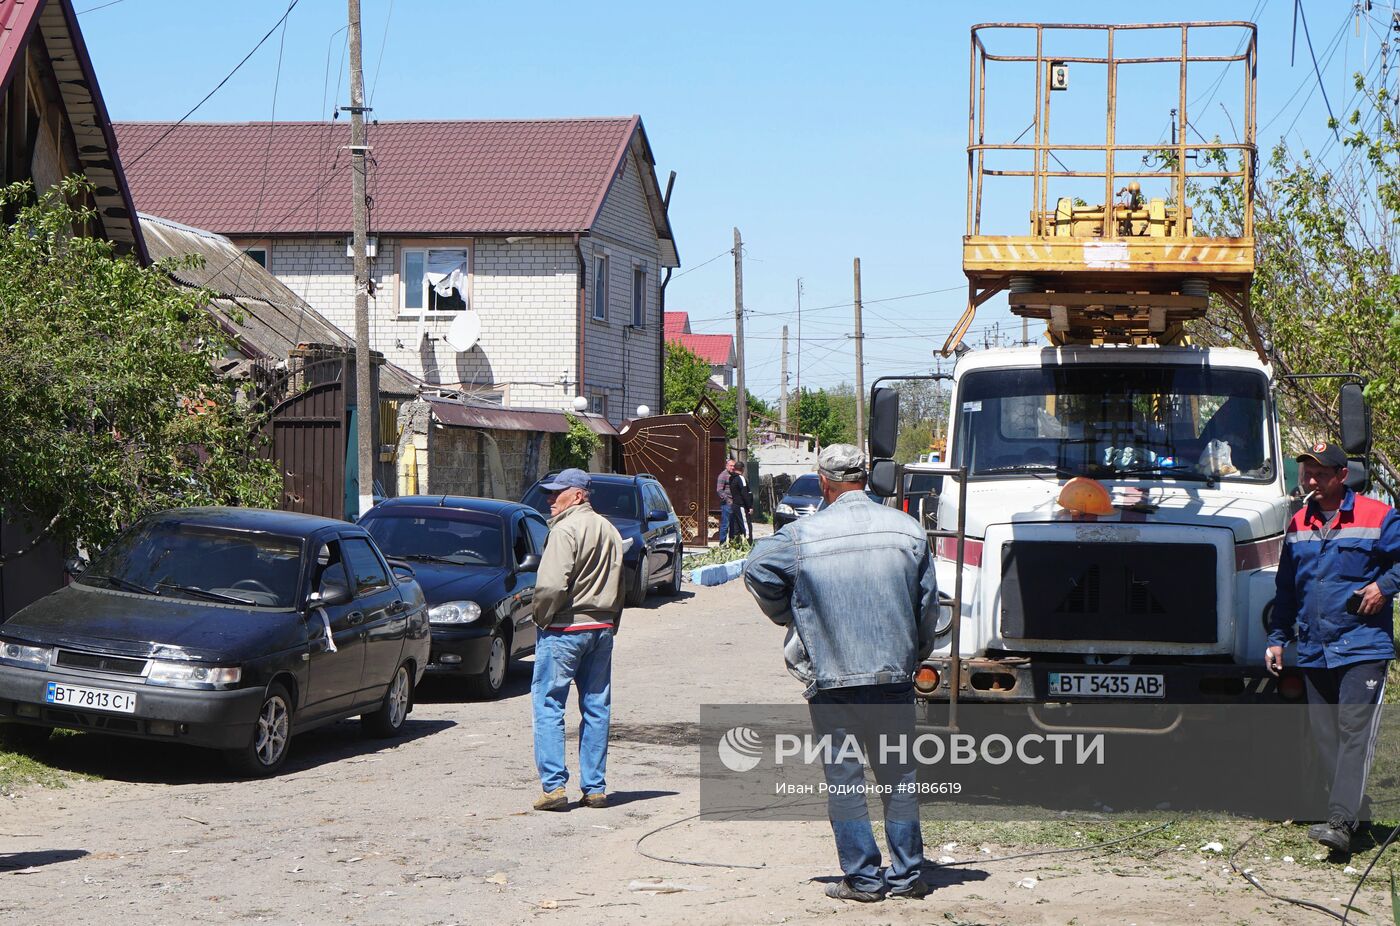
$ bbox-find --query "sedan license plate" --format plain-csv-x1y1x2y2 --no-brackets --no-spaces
44,681,136,714
1048,672,1164,699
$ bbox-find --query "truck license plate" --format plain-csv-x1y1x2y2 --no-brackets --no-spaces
1048,672,1164,699
44,681,136,714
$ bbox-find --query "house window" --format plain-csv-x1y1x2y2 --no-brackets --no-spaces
632,267,646,328
592,254,608,321
245,246,268,268
590,394,606,417
402,246,471,314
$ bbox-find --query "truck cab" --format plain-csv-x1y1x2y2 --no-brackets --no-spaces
917,343,1290,704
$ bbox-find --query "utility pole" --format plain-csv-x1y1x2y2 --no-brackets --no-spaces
795,277,803,437
853,257,865,455
348,0,374,518
779,325,789,432
733,227,747,463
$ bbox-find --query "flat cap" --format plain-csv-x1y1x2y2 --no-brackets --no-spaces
817,443,868,481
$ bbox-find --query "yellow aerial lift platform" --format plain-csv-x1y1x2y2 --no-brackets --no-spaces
947,22,1265,357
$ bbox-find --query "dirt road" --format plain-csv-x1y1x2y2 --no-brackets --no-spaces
0,579,1386,925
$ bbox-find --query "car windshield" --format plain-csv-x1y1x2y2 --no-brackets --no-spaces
79,521,303,607
951,365,1274,483
522,481,641,522
361,512,504,566
788,475,820,497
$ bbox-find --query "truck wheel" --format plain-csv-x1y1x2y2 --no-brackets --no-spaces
224,683,293,777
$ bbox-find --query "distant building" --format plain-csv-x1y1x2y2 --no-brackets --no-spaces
665,311,735,388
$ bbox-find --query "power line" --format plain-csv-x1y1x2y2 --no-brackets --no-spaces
126,0,302,168
1261,12,1350,133
76,0,128,13
1296,0,1344,139
670,245,734,280
368,0,396,106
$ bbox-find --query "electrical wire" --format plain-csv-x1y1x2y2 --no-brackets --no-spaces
368,0,396,106
75,0,128,13
126,0,302,168
670,246,735,281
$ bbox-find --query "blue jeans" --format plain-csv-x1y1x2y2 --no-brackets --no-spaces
532,628,614,794
808,683,924,894
718,502,733,543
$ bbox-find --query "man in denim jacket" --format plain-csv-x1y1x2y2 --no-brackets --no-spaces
743,444,939,902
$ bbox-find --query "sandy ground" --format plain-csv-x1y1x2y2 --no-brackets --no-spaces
0,578,1390,925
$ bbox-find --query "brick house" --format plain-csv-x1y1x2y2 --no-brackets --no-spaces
665,311,735,388
113,116,679,426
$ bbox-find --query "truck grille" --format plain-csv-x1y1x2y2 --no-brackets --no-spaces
1000,541,1216,643
53,650,149,676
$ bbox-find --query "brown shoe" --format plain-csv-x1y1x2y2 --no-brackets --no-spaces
579,792,609,808
533,787,568,811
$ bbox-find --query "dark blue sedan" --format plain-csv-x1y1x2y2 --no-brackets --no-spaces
359,497,549,699
0,508,430,776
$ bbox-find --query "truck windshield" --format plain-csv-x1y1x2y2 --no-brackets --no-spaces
952,365,1274,483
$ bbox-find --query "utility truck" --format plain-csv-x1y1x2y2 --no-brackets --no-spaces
868,21,1371,710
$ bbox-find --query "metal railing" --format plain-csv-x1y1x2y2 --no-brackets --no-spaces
967,21,1257,239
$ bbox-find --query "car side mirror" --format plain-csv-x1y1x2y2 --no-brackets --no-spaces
308,579,352,608
63,556,87,578
517,554,541,573
869,459,898,498
647,508,669,522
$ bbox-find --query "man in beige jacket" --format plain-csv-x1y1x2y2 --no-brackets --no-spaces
531,468,625,811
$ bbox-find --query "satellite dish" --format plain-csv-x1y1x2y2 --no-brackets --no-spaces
444,310,481,353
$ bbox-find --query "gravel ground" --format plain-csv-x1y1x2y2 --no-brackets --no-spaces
0,578,1386,925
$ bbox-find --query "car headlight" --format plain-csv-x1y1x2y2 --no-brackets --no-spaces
776,503,794,516
429,600,482,624
0,640,49,669
147,660,242,689
934,596,955,637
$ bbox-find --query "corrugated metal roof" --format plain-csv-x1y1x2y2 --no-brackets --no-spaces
426,397,617,436
140,213,417,396
113,117,677,265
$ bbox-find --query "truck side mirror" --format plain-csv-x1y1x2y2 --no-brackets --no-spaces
869,387,899,460
1345,458,1369,493
1339,383,1371,455
869,459,898,498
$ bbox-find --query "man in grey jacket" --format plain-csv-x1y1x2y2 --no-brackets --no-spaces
530,468,625,811
743,444,939,902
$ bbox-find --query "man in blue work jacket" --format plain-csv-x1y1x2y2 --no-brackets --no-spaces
1267,442,1400,853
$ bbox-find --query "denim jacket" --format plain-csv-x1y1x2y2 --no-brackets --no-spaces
743,489,938,698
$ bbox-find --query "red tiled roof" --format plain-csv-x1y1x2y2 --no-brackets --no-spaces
664,311,690,338
114,117,661,237
670,332,733,366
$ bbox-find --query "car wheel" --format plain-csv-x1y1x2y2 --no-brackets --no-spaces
625,562,647,607
0,722,51,750
224,682,293,778
362,662,413,738
661,553,683,597
465,628,509,700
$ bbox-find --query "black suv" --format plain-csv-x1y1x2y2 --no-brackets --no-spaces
522,473,684,606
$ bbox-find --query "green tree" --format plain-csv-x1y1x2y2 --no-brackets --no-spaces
716,386,772,443
663,339,713,414
0,177,281,564
793,386,856,447
1189,76,1400,497
549,413,601,471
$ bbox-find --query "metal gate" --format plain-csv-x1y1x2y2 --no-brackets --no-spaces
258,353,350,521
619,396,727,546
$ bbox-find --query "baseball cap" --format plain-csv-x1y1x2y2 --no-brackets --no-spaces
1296,441,1347,468
540,468,591,491
817,443,868,481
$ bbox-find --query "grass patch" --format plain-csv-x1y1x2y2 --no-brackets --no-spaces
0,729,96,793
915,815,1400,876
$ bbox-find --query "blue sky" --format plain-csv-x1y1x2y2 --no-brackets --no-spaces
81,0,1378,406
